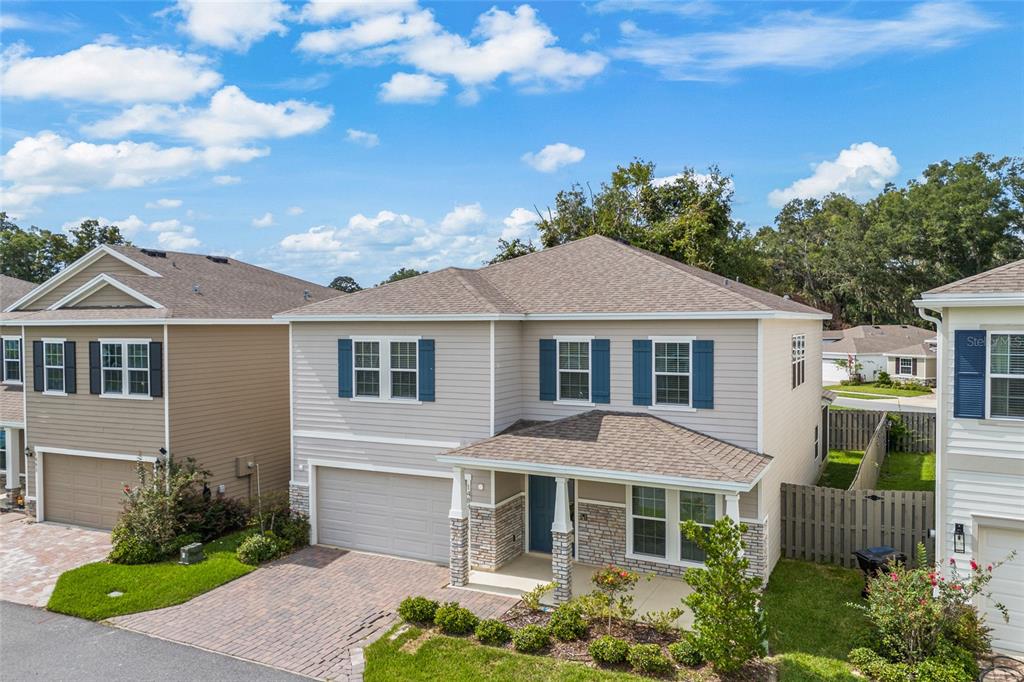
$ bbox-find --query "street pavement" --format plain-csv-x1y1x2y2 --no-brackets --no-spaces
830,394,936,413
0,601,306,681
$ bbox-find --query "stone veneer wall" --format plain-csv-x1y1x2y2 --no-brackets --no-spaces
576,501,769,581
470,494,525,570
23,455,36,517
289,482,310,516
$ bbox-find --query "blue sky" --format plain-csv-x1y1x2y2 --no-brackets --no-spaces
2,0,1021,287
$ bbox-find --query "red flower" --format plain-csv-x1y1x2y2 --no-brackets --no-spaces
952,584,962,591
890,572,899,581
970,559,978,571
987,564,993,572
949,557,956,566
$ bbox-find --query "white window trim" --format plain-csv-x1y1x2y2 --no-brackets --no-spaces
2,335,22,385
625,484,722,568
350,335,422,403
986,330,1024,421
649,335,695,409
41,337,66,396
98,338,153,400
554,335,593,403
791,334,806,389
897,356,915,377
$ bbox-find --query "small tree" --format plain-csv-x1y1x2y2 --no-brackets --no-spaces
834,357,863,383
682,517,766,674
590,565,640,633
328,275,362,293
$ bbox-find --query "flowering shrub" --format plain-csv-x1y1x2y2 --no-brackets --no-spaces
590,565,641,633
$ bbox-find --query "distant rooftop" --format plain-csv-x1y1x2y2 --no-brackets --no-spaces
822,324,935,355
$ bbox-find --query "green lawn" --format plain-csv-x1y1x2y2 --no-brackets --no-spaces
876,451,936,491
764,560,868,681
816,449,864,489
825,382,932,398
47,531,255,621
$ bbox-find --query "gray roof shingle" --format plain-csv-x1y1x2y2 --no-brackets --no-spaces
923,259,1024,296
821,325,935,355
1,274,36,311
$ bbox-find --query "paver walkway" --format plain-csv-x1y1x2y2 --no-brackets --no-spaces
0,512,111,606
112,546,517,681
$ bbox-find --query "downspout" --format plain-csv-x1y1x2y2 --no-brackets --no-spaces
916,305,943,565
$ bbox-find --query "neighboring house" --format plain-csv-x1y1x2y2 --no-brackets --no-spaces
915,259,1024,657
1,274,37,498
1,245,339,529
279,235,831,603
822,324,936,384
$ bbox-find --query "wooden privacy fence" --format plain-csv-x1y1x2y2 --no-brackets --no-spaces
781,483,935,568
829,409,935,452
849,413,888,490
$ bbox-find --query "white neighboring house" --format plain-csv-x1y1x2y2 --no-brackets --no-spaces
821,324,936,384
915,259,1024,658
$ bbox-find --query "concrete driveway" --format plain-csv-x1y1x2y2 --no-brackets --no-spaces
111,546,517,681
0,512,111,607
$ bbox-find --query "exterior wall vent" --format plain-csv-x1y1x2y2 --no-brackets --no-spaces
206,255,229,264
141,249,167,258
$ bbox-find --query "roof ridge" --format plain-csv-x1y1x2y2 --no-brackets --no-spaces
926,258,1024,295
451,269,502,314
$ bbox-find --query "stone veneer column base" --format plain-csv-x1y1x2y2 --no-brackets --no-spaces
740,521,768,584
289,482,310,516
450,517,469,587
470,496,525,571
552,530,573,604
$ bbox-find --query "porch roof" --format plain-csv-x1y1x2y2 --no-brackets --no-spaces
437,410,771,492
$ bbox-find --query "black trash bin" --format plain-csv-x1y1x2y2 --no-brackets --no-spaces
853,546,907,598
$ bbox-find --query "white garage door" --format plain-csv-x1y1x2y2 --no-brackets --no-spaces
822,359,846,384
316,468,451,564
977,523,1024,656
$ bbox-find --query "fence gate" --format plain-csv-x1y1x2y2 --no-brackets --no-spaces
781,483,935,568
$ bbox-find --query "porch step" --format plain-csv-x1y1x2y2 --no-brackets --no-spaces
467,569,547,594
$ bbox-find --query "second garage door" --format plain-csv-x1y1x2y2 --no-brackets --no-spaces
316,468,451,564
43,453,138,529
977,523,1024,656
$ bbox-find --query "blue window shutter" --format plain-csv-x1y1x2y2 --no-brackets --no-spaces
954,330,986,418
418,339,435,402
89,341,102,394
338,339,353,398
32,340,43,392
148,342,163,397
692,340,714,409
632,340,652,406
63,341,76,394
539,339,557,401
592,339,611,404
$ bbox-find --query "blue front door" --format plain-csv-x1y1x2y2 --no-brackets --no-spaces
528,475,557,553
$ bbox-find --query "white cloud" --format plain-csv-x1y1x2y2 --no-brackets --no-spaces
345,128,380,147
252,212,275,228
591,0,720,17
287,206,305,215
0,42,222,103
146,218,201,250
615,1,997,80
440,203,486,233
280,225,350,256
768,142,900,207
651,171,727,189
62,214,146,235
300,0,418,24
172,0,291,52
84,86,333,146
1,131,266,212
145,198,183,209
500,207,538,240
212,175,241,185
378,72,447,103
521,143,586,173
299,4,607,101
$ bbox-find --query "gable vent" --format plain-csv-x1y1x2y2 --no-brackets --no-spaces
206,255,229,264
141,249,167,258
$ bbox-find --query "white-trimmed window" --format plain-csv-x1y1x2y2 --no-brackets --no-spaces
653,339,691,406
2,337,21,383
990,333,1024,420
100,340,150,397
352,337,419,401
628,485,722,566
43,340,65,393
557,339,590,402
791,334,806,388
897,357,914,376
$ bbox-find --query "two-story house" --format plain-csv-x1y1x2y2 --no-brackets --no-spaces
2,244,338,529
281,236,830,603
2,273,36,499
915,260,1024,656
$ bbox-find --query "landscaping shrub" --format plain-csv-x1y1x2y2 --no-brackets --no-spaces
589,635,629,665
548,601,588,641
178,492,248,542
475,619,512,646
247,492,310,551
108,526,161,565
275,514,311,550
235,531,286,565
511,624,550,653
876,371,893,387
640,607,684,634
398,596,439,625
667,633,703,667
626,643,673,676
589,565,640,633
682,517,766,674
433,602,479,635
521,581,554,611
849,646,973,682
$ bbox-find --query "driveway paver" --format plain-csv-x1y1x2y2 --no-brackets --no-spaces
0,512,111,607
111,546,517,681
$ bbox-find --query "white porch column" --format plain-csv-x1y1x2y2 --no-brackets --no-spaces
725,493,740,521
551,477,574,604
4,428,21,491
448,467,469,587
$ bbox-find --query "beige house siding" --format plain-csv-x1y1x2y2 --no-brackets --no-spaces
493,321,522,434
70,284,147,308
758,318,825,574
494,471,524,502
1,324,26,425
27,254,150,309
25,325,165,497
516,320,759,450
168,324,290,500
290,321,492,484
886,355,935,380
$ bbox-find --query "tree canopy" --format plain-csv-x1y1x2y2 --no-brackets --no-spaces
379,267,426,286
328,275,362,293
1,213,131,283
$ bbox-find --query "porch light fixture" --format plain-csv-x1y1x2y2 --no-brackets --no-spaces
953,523,965,554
